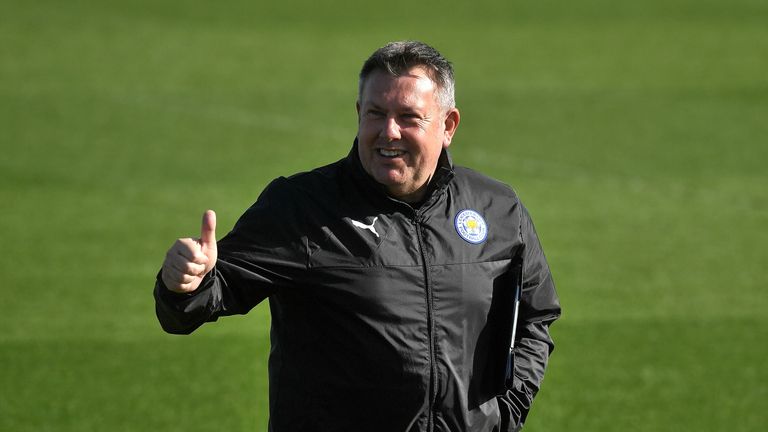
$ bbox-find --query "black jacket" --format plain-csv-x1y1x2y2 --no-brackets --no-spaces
155,143,561,432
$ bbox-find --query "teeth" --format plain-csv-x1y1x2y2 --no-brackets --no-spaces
379,149,404,157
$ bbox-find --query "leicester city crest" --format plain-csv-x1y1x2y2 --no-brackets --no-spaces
454,209,488,244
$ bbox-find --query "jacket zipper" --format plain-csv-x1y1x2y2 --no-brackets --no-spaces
414,216,437,431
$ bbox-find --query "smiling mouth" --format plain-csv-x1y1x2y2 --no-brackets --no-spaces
377,148,406,158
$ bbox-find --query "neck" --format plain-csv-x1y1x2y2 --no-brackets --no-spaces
386,180,432,204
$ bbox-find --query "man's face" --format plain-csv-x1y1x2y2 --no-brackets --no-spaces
356,67,460,203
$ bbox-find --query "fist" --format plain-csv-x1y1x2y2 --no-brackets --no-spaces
161,210,218,293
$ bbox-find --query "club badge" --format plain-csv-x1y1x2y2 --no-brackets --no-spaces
454,209,488,244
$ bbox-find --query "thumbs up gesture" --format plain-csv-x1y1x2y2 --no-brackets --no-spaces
161,210,218,293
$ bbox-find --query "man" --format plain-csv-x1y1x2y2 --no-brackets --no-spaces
155,41,560,432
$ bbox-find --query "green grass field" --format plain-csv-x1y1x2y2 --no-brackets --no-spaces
2,0,767,430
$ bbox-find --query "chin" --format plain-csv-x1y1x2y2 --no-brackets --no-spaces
371,169,403,185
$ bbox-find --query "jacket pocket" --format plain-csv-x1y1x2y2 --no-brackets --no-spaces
502,258,523,392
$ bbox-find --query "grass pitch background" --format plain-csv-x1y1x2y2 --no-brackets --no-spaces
2,0,767,430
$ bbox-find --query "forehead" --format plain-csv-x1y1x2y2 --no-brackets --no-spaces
360,67,438,107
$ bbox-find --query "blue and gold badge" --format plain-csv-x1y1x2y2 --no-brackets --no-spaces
454,209,488,244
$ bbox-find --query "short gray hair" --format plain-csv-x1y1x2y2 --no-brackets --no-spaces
358,41,455,111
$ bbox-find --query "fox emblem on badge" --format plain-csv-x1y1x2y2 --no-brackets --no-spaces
351,217,380,238
455,210,488,244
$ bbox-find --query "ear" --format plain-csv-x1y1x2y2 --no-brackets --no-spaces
442,108,461,148
356,101,361,122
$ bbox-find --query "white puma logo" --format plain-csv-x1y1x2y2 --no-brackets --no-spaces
351,217,380,238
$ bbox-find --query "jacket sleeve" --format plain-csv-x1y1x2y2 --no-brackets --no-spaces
154,177,307,334
497,204,561,431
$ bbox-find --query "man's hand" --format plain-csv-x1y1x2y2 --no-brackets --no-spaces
161,210,218,293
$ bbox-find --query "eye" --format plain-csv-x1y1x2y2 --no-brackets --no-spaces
401,113,421,123
366,109,385,118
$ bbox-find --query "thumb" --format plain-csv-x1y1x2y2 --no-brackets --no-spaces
200,209,217,248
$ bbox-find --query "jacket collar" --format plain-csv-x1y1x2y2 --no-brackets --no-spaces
346,138,455,212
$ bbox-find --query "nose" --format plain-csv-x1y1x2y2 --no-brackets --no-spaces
381,116,401,142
